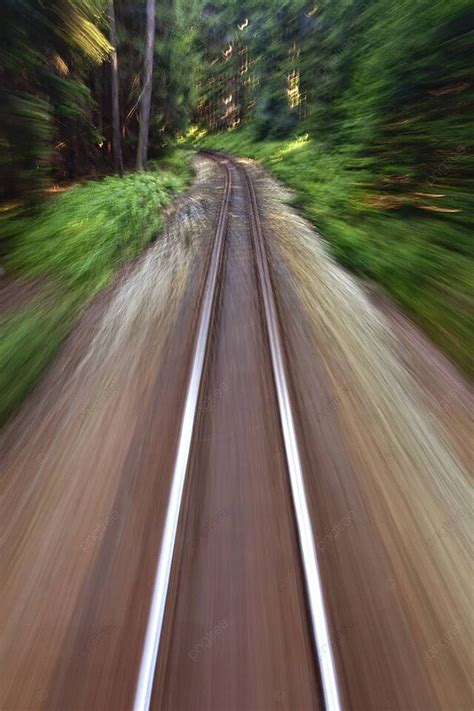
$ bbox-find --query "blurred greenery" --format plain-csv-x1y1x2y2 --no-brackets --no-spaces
195,0,473,376
0,0,200,202
0,0,201,421
0,149,194,422
0,0,110,198
200,128,473,376
0,0,472,423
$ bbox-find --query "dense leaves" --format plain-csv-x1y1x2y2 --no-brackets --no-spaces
196,0,473,212
0,0,110,198
196,0,473,373
0,0,199,201
0,0,472,380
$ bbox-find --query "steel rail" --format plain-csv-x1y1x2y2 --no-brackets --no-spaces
133,158,232,711
235,157,343,711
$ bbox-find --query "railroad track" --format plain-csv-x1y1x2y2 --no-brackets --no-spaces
134,153,342,711
2,148,469,711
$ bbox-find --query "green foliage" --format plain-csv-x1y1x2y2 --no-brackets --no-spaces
111,0,201,161
150,0,201,141
0,152,193,421
7,171,180,295
0,0,200,198
0,0,111,198
148,145,196,180
201,128,473,376
194,0,473,375
0,302,73,424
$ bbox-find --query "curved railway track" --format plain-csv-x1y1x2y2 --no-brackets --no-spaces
135,153,342,711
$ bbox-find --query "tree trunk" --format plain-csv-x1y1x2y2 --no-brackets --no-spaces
136,0,156,171
109,0,124,176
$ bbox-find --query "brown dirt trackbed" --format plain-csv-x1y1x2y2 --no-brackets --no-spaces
1,154,472,711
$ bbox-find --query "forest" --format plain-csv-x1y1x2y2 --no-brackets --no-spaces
0,0,472,419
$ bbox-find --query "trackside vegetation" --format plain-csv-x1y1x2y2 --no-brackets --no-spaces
200,128,472,376
0,152,194,422
194,0,473,377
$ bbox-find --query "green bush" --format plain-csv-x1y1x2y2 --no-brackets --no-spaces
6,170,186,296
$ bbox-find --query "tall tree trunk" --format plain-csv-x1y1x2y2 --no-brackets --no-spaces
136,0,156,170
109,0,124,176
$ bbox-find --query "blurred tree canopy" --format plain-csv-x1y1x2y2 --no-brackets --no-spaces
0,0,109,197
1,0,472,221
196,0,473,373
0,0,200,199
195,0,473,217
0,0,471,375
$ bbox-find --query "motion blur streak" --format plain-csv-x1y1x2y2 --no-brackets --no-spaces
253,163,472,710
0,157,222,710
151,157,322,710
0,152,472,710
242,161,342,711
133,158,231,711
1,0,472,708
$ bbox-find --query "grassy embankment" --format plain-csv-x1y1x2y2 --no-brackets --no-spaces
0,149,194,422
200,129,473,377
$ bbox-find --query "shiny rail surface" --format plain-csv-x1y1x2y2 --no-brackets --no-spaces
237,157,342,711
133,159,232,711
135,152,342,711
